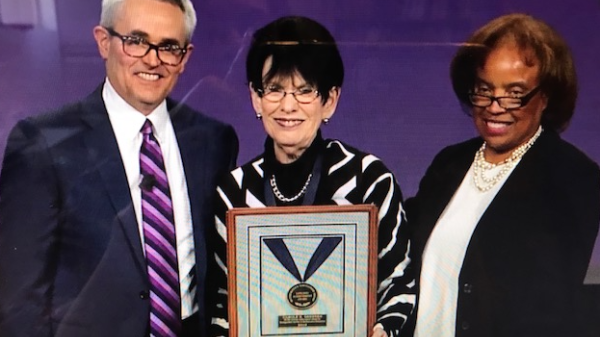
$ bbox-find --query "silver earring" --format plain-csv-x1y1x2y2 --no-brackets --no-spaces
323,118,330,125
256,113,262,120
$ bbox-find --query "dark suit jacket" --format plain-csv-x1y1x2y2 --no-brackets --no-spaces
405,130,600,337
0,85,239,336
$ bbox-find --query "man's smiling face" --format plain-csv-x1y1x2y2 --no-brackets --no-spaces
94,0,192,115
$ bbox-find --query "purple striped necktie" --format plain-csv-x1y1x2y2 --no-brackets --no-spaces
140,119,181,337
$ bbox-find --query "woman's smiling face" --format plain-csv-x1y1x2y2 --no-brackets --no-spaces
472,43,547,163
251,57,339,163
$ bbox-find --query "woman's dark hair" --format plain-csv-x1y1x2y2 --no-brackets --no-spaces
450,13,577,132
246,16,344,104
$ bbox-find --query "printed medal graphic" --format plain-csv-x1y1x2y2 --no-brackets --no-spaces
264,236,342,309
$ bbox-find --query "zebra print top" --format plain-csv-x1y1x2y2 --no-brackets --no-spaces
210,136,415,337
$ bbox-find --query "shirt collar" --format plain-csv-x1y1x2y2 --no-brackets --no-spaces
102,78,170,142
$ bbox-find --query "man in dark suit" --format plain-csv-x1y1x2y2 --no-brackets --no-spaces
0,0,238,336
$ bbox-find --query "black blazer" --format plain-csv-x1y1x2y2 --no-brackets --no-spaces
0,85,238,336
406,130,600,337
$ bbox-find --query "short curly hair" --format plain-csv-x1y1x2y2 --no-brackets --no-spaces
450,13,577,132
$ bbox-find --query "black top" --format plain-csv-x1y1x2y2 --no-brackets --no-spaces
263,131,325,206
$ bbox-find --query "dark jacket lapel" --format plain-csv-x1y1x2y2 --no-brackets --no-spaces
79,86,146,271
476,130,553,229
410,139,480,257
168,98,209,232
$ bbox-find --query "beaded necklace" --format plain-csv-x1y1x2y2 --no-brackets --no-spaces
473,126,542,192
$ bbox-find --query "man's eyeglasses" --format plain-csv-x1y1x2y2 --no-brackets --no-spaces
104,27,188,66
469,86,541,110
256,87,320,104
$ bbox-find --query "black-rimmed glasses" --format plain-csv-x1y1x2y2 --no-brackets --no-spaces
469,86,541,110
104,27,188,66
256,87,320,104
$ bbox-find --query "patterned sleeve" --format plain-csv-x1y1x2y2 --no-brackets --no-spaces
209,168,243,337
361,156,416,337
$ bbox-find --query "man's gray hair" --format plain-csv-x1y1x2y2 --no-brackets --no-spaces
99,0,197,41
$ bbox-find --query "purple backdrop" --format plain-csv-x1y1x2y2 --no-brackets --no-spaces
1,0,600,328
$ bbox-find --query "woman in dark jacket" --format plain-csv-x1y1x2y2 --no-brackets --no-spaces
407,13,600,337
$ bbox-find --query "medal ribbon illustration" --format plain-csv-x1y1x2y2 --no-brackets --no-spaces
263,236,342,283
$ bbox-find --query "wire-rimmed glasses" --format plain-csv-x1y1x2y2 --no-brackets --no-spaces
256,87,320,104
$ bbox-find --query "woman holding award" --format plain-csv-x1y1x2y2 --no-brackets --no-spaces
210,16,414,337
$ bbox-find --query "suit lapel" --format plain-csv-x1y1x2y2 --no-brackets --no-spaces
169,100,209,225
80,87,146,271
415,142,479,253
169,101,210,272
476,130,550,228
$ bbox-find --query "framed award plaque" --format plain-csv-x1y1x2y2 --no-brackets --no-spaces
226,204,378,337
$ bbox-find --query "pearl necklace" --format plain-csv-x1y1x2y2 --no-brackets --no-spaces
473,127,543,192
269,173,313,203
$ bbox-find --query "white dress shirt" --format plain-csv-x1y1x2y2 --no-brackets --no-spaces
415,159,519,337
103,79,197,318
